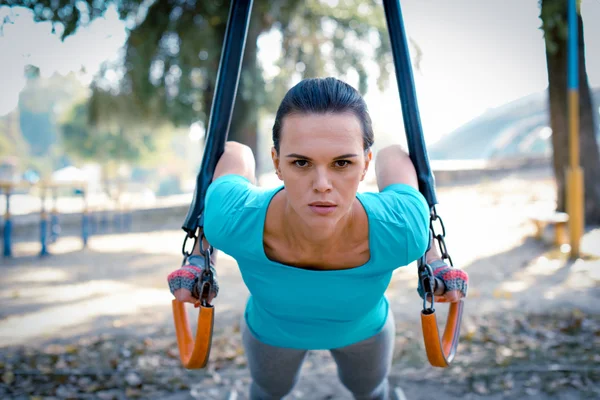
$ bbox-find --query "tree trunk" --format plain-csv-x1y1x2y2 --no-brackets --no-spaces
543,0,600,225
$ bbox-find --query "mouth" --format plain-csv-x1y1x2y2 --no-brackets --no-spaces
308,202,337,215
309,202,336,207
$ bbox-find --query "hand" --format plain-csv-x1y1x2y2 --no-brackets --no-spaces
172,287,217,307
418,260,468,304
432,279,464,303
167,255,219,306
431,260,468,303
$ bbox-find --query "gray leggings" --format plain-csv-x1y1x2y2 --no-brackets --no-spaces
241,312,396,400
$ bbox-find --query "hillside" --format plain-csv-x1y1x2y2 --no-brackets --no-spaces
429,87,600,161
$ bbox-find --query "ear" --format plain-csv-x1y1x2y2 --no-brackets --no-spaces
360,149,373,181
271,147,283,180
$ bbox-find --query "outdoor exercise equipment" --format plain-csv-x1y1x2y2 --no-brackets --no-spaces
1,181,90,258
172,0,464,369
0,181,24,258
173,0,253,369
39,182,89,256
384,0,463,368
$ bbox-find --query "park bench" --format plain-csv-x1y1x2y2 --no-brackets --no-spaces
529,210,569,246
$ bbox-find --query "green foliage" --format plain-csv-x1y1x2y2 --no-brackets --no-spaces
0,111,28,159
17,69,88,156
0,128,16,156
60,100,166,166
539,0,581,55
3,0,396,134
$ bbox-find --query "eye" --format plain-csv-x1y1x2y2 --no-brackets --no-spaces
293,160,310,168
334,160,352,168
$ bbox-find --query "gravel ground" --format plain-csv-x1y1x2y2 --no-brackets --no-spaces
1,173,599,400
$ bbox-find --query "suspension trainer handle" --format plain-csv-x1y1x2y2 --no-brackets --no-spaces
382,0,437,208
383,0,463,368
173,0,254,370
181,0,254,235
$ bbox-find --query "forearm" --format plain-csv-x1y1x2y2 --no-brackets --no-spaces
376,146,446,295
191,232,218,264
375,144,419,191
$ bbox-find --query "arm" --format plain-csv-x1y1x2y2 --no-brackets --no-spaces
171,141,256,304
212,141,256,183
195,141,256,253
375,144,419,191
375,145,447,297
376,146,467,302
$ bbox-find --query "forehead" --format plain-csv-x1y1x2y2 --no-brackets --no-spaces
279,112,363,151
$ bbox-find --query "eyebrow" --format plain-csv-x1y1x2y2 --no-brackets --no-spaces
285,153,359,160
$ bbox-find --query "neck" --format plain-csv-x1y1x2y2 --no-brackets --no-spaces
283,202,355,253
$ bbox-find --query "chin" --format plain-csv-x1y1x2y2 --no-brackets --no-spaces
302,210,343,228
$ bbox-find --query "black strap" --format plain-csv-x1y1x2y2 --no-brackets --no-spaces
181,0,254,234
382,0,437,208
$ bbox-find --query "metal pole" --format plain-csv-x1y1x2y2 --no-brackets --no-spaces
81,186,89,248
40,185,49,257
3,185,12,258
566,0,584,258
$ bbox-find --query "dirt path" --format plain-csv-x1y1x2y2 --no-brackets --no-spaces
1,174,599,399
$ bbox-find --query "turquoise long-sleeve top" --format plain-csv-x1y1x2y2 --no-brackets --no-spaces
204,174,429,350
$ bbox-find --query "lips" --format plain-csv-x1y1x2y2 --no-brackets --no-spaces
308,202,337,215
309,202,336,206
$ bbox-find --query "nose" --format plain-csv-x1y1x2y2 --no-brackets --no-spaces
312,167,332,193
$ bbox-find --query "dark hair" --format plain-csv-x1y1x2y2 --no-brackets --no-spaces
272,77,374,153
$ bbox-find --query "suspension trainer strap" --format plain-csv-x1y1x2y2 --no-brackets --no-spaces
181,0,254,235
382,0,464,368
173,0,254,370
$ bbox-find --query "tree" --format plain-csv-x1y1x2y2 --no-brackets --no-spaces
60,100,172,166
60,99,173,193
2,0,397,173
17,65,88,157
540,0,600,225
0,110,27,159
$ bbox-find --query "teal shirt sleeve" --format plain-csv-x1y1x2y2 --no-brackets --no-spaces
203,174,253,254
365,183,430,267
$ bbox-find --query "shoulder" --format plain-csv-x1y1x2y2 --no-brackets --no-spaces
359,184,430,266
204,175,284,256
205,174,253,208
359,183,429,224
204,174,276,253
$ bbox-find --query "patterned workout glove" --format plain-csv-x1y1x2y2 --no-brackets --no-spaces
167,254,219,299
417,259,468,300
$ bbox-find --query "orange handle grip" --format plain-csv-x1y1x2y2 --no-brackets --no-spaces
172,299,215,369
420,299,464,368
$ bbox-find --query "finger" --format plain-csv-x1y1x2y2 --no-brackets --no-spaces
444,290,461,303
434,295,448,303
433,290,461,303
174,289,196,303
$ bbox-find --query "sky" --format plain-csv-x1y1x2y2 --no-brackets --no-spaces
1,0,599,144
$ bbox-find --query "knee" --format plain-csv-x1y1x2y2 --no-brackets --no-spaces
338,370,389,399
251,375,298,399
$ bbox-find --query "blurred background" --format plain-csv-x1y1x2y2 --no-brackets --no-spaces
1,0,598,210
1,1,599,399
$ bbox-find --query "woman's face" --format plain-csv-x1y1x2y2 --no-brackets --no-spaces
272,112,372,230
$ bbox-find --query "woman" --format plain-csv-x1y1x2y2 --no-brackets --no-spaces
168,77,468,400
